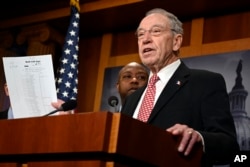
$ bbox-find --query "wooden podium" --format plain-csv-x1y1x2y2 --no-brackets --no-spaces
0,112,202,167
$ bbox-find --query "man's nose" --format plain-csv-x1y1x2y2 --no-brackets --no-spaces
142,33,152,44
131,77,139,82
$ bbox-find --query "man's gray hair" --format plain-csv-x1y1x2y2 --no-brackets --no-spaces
146,8,183,35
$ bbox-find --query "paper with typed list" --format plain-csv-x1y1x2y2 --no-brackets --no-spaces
2,54,57,118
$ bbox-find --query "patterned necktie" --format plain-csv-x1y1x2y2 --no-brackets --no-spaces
138,74,159,122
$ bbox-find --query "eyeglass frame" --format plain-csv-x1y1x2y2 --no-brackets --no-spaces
135,25,176,40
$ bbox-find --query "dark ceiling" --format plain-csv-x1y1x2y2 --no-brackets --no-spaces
1,0,250,37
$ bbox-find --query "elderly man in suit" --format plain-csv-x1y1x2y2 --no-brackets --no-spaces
121,8,239,167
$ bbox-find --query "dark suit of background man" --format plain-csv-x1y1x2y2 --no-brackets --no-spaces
0,83,11,119
0,109,7,119
0,108,8,119
121,8,239,167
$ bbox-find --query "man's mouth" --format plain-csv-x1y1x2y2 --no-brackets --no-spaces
143,48,154,53
128,87,138,92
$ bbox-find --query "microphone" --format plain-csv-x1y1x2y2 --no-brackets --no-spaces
108,96,119,112
43,100,77,116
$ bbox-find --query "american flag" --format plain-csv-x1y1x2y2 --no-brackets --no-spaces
55,0,80,101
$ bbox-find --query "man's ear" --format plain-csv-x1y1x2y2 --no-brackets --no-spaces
116,82,119,90
173,34,183,51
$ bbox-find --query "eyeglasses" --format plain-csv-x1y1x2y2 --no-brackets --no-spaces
121,74,148,82
135,26,175,39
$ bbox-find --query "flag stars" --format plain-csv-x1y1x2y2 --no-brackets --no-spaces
55,4,79,101
73,87,78,93
75,13,80,18
70,63,76,69
72,21,78,27
57,78,63,84
73,54,78,60
69,30,76,36
59,68,65,74
62,91,69,97
67,39,74,45
68,72,74,78
56,88,60,93
62,58,68,64
64,48,71,55
65,81,71,88
75,45,79,51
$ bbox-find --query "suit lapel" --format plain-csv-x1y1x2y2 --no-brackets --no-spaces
148,62,190,123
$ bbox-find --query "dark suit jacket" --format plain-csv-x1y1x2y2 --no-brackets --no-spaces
0,109,8,119
121,61,239,166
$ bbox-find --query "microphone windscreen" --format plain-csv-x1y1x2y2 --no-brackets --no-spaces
108,96,118,107
61,100,77,111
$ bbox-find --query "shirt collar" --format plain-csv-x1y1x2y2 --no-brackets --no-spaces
148,59,181,84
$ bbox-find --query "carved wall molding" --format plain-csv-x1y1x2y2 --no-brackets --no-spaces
16,23,64,56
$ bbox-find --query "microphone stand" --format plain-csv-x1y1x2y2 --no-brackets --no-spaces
113,104,120,113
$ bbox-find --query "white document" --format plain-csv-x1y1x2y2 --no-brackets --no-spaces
2,54,58,118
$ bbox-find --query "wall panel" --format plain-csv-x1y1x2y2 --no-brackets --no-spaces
203,11,250,43
77,36,102,113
